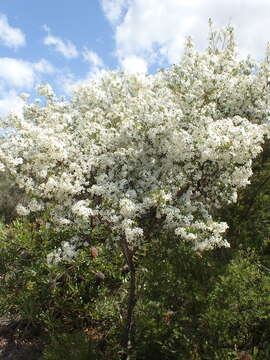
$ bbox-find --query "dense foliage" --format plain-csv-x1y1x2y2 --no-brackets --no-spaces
1,25,270,359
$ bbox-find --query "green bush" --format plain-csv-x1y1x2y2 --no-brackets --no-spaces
0,174,25,223
42,331,102,360
202,251,270,359
219,140,270,253
0,218,127,358
2,208,270,359
133,235,225,359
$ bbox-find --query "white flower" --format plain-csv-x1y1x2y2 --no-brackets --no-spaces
37,84,54,99
28,199,43,212
19,93,30,102
119,198,137,218
1,25,269,254
72,200,94,218
16,204,30,216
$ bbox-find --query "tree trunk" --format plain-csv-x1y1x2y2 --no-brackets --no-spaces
121,238,137,360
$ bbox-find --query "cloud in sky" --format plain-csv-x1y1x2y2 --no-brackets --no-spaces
2,0,270,117
43,25,79,59
100,0,128,25
61,49,105,94
0,89,25,117
81,48,105,82
83,49,104,68
0,57,54,89
101,0,270,72
0,13,26,49
120,55,147,73
0,57,54,116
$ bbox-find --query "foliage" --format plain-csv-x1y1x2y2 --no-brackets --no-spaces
219,139,270,253
0,219,126,358
42,332,102,360
203,251,270,359
0,172,25,222
1,209,270,358
134,237,216,359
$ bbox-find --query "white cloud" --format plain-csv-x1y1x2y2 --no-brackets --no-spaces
100,0,128,24
121,55,147,73
115,0,198,64
43,25,79,58
0,57,55,117
0,58,36,89
57,72,78,95
83,49,104,67
101,0,270,73
60,50,106,94
33,59,55,73
0,58,54,89
0,90,24,117
0,13,26,49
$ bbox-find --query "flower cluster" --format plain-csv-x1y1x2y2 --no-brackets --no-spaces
46,235,87,265
1,26,269,253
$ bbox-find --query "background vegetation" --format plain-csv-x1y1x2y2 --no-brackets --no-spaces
1,141,270,360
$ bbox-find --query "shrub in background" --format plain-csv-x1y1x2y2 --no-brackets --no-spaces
203,251,270,359
0,219,127,358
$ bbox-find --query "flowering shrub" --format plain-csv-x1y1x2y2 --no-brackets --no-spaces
1,26,269,256
0,219,124,353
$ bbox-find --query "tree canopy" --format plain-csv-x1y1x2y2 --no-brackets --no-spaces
1,26,269,258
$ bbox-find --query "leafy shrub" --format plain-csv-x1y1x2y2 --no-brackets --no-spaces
219,140,270,253
42,331,102,360
133,234,226,359
0,218,127,358
202,251,270,359
0,173,25,223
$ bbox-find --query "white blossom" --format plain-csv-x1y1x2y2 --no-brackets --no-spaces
28,198,44,212
16,204,30,216
47,236,82,265
72,200,94,218
37,84,54,100
19,92,30,102
1,26,270,259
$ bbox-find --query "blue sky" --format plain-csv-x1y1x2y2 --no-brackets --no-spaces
1,0,270,116
1,1,117,70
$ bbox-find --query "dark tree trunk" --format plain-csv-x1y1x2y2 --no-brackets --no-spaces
121,238,137,360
